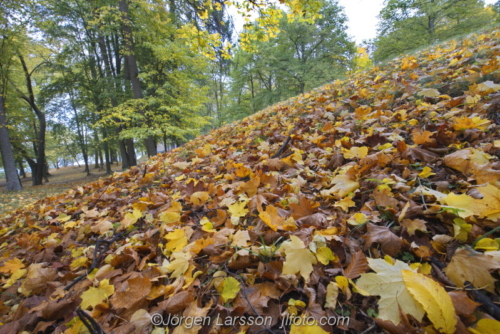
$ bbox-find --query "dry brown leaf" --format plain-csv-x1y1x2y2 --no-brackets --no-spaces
363,223,402,256
111,276,152,309
444,248,500,293
448,291,480,317
344,251,369,279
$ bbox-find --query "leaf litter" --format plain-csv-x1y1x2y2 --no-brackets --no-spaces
1,29,500,333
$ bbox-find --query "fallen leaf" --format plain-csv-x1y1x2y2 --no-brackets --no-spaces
356,258,425,325
81,279,115,310
363,223,402,256
281,236,317,281
402,270,456,334
0,258,25,274
216,277,240,302
444,248,500,293
171,300,213,334
111,276,151,309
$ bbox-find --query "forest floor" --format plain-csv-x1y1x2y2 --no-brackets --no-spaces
0,164,123,217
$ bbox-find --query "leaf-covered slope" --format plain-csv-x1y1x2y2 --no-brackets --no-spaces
1,28,500,334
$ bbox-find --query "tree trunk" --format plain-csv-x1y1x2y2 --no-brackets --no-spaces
101,128,112,174
0,95,22,191
17,159,26,178
69,91,90,175
119,0,157,157
125,138,137,166
118,138,129,169
18,55,45,186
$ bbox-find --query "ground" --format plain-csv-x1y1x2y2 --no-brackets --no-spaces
0,164,123,217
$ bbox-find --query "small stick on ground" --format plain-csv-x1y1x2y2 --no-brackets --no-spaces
465,281,500,321
271,135,292,159
76,308,105,334
65,230,129,291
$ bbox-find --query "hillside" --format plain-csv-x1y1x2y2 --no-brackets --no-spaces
1,27,500,334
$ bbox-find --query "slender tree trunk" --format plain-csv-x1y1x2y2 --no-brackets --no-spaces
69,92,90,175
101,128,112,174
0,95,22,191
17,159,26,178
119,0,157,157
98,147,104,171
17,55,45,186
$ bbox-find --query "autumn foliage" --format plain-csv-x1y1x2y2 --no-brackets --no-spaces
1,28,500,334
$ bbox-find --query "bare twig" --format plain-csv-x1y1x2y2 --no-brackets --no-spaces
65,230,129,291
271,135,292,159
76,308,105,334
464,281,500,321
417,177,428,210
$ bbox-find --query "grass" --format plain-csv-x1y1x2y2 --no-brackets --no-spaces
0,164,123,217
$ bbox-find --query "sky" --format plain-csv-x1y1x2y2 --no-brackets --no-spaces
337,0,385,44
337,0,497,45
232,0,498,46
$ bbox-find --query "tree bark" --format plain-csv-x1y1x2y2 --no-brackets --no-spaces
119,0,157,157
0,95,22,191
101,128,112,174
18,55,45,186
17,159,26,178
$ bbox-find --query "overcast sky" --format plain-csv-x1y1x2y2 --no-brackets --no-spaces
337,0,497,45
231,0,498,45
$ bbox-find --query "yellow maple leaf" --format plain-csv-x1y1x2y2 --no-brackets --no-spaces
347,213,368,226
160,211,181,224
231,230,250,247
334,196,355,212
412,129,434,145
64,318,87,334
259,204,285,231
473,184,500,220
452,218,471,242
164,229,188,253
402,270,456,334
418,88,440,97
3,268,27,288
216,276,240,303
418,166,435,178
281,236,317,281
315,246,335,265
190,191,211,205
228,200,249,225
70,257,89,271
321,173,360,198
80,279,115,310
164,251,191,278
0,258,25,274
120,208,143,228
200,217,216,232
452,116,490,131
159,201,183,224
342,146,368,159
173,161,190,170
356,258,424,325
